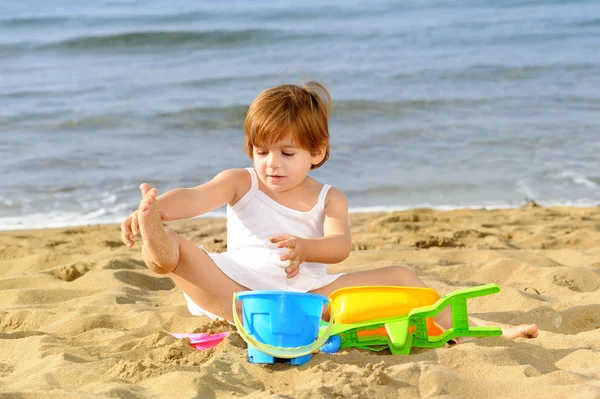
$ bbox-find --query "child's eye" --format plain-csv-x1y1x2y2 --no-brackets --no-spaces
282,152,294,157
255,150,267,156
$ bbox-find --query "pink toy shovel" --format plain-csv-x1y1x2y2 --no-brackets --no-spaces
171,332,230,351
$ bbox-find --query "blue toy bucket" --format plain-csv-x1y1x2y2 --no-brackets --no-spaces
233,291,333,366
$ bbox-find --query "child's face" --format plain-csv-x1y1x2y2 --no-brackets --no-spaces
252,136,321,193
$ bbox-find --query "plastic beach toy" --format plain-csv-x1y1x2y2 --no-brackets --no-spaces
171,332,230,351
329,285,441,328
233,291,334,366
321,283,503,355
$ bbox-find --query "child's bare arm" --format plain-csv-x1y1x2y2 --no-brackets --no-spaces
305,187,351,263
156,168,245,221
269,188,351,277
121,168,246,246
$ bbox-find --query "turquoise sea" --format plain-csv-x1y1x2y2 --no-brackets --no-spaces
1,0,599,230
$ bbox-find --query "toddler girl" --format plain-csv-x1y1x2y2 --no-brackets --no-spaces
121,81,537,340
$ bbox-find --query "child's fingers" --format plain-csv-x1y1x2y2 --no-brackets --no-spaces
286,265,300,278
121,232,134,247
120,227,131,246
120,216,132,236
131,211,139,236
120,217,134,247
285,258,300,273
280,250,297,262
285,266,299,275
276,239,296,249
269,235,289,244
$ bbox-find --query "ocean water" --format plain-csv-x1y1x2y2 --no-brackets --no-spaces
1,0,599,230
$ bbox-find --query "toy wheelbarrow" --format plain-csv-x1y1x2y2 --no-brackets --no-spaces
320,284,503,355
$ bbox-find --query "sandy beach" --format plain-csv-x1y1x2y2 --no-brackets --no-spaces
1,206,599,398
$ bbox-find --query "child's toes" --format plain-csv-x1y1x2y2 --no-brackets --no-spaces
143,190,154,201
140,183,150,195
140,200,152,212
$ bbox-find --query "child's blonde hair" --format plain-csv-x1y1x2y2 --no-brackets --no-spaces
243,81,332,170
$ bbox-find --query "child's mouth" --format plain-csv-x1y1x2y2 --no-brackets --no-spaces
268,175,285,182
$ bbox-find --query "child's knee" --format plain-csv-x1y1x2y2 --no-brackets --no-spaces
392,265,416,276
390,265,424,286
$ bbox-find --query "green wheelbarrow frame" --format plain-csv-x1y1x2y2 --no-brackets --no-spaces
320,283,503,355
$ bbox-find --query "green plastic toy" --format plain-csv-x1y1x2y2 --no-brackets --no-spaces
322,283,503,355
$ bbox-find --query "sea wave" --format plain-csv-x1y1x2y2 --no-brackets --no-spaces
43,29,284,50
0,12,215,29
333,98,490,116
393,63,599,83
0,16,70,27
0,42,33,57
158,106,249,131
571,18,600,28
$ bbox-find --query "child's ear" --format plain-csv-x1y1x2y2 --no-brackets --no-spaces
311,145,327,166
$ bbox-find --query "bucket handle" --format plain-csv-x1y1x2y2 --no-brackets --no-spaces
232,292,334,359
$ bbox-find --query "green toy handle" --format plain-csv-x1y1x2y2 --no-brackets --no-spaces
232,292,334,359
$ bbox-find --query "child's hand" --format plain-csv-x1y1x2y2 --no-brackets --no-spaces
120,184,167,248
269,235,307,278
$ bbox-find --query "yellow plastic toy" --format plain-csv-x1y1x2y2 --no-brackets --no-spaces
329,285,442,335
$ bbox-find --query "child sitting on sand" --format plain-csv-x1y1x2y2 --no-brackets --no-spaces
120,81,537,340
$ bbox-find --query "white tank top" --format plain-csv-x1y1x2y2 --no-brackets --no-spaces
219,167,338,291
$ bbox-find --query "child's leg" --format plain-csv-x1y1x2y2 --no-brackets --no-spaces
310,266,538,340
137,191,246,322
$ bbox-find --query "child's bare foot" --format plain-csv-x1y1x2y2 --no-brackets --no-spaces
471,317,539,340
447,315,539,343
138,188,179,274
500,323,539,340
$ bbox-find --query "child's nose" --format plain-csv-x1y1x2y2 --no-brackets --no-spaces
267,152,281,168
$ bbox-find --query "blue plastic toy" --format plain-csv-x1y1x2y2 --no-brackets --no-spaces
233,291,333,366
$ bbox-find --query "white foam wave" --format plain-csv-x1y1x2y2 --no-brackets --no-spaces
1,198,15,207
349,199,599,214
101,193,118,204
2,200,598,231
557,171,598,189
0,209,227,231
